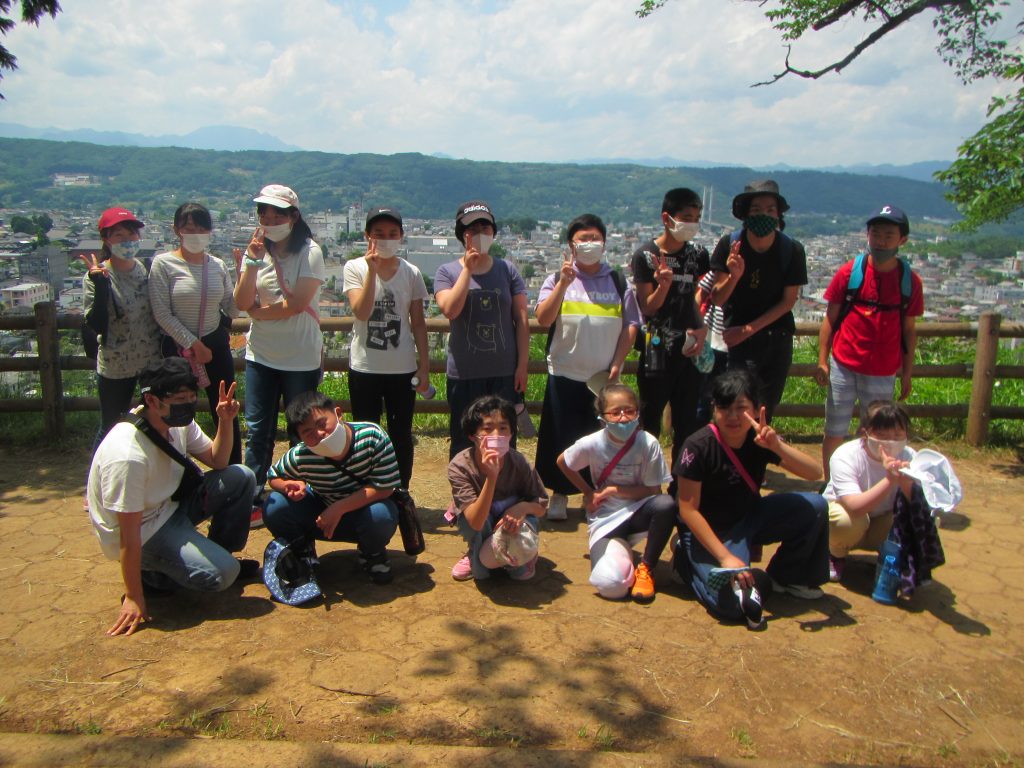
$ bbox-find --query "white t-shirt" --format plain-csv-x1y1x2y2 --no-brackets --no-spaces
245,240,325,371
562,428,671,547
823,438,917,518
343,257,429,374
87,416,212,560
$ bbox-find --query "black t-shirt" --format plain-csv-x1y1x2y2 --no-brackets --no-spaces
709,231,807,333
674,425,779,536
630,239,708,350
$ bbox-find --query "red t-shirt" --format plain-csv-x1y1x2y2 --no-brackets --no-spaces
824,258,924,376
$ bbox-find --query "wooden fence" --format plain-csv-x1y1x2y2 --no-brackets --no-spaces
1,303,1022,446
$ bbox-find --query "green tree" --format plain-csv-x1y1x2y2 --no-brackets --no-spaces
521,263,536,279
636,0,1024,229
8,213,32,233
0,1,62,98
489,242,508,259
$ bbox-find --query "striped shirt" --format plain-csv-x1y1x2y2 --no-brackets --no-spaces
149,251,237,348
698,271,726,352
269,422,401,503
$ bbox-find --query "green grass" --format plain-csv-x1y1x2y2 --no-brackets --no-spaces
2,329,1021,447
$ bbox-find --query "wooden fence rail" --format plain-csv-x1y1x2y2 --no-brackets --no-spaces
1,304,1022,445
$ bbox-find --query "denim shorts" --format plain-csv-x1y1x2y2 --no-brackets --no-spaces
825,356,896,436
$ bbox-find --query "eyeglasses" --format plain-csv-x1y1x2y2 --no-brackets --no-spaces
602,407,638,418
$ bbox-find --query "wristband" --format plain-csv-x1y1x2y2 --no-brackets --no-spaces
244,258,265,269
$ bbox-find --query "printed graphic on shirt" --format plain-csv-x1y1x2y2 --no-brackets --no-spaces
467,288,504,354
367,286,401,350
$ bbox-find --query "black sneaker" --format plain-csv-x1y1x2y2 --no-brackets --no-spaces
362,551,393,585
733,580,767,631
236,558,262,582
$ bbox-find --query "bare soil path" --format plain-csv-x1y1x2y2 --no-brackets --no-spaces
0,436,1021,766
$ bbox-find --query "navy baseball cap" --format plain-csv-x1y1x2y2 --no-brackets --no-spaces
867,205,910,236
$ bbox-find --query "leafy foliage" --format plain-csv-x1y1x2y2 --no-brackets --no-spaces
636,0,1024,230
0,0,61,98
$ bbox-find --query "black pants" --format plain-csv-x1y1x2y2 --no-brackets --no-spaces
637,350,702,472
535,374,597,495
726,330,793,422
349,369,417,488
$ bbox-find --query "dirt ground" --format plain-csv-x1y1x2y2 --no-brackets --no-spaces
0,435,1021,767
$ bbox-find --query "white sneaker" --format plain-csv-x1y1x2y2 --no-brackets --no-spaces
771,577,824,600
546,493,568,521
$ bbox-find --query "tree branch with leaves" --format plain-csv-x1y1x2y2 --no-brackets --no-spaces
636,0,1024,229
0,0,61,99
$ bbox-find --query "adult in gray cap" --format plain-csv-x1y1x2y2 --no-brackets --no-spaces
709,180,808,421
434,200,530,458
87,357,257,636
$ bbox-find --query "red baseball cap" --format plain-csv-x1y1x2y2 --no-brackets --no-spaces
97,207,144,232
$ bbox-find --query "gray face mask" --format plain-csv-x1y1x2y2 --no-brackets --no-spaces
870,247,899,263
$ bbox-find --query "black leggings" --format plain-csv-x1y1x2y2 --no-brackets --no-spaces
606,493,678,567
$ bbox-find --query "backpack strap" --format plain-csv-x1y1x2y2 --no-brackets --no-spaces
123,413,205,483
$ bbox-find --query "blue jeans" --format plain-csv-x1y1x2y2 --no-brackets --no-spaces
140,464,256,591
244,360,322,489
676,492,829,620
263,490,399,555
457,496,539,580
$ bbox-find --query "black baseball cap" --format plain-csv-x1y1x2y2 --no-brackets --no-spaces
365,206,403,232
866,205,910,236
454,200,495,243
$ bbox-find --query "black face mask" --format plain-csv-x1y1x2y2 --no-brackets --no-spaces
744,214,778,237
162,400,197,427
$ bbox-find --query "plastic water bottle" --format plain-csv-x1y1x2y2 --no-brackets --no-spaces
871,537,901,605
410,376,436,399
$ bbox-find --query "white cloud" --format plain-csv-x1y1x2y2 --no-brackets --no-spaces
0,0,1006,166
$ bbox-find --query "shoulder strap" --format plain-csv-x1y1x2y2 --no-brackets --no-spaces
708,424,759,497
609,268,627,302
124,413,204,480
847,252,868,292
596,429,639,488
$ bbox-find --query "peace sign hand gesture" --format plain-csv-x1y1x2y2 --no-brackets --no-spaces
726,239,745,279
744,406,780,451
247,227,267,261
654,253,673,289
558,251,575,286
78,252,108,280
215,380,240,421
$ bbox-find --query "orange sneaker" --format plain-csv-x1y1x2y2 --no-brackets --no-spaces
631,562,656,603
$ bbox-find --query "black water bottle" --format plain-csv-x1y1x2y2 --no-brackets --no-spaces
645,329,665,376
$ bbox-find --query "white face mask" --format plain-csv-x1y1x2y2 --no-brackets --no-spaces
374,239,401,259
180,233,211,253
109,240,140,261
470,233,493,255
668,217,700,242
573,241,605,265
262,222,293,243
866,436,907,461
308,421,349,457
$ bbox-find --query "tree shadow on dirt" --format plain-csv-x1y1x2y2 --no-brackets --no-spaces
839,556,990,636
762,468,824,494
407,617,684,753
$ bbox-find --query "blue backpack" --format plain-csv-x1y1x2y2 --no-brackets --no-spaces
833,252,914,352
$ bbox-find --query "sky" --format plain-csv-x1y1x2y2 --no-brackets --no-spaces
0,0,1013,167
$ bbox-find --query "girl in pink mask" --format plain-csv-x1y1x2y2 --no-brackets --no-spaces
822,400,916,583
447,396,548,582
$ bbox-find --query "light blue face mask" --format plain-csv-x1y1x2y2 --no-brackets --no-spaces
601,417,639,442
110,240,140,261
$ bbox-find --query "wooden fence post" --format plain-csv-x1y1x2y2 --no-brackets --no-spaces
966,311,1001,447
34,301,65,439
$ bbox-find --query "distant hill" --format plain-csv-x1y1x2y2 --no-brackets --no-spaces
577,157,949,184
0,123,299,152
0,137,959,229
